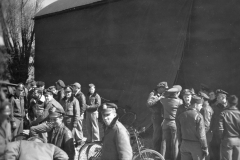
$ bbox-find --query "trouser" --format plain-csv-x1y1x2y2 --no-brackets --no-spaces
86,111,100,142
206,131,213,160
30,122,53,142
12,117,23,140
151,113,163,152
220,137,240,160
161,119,178,160
180,140,205,160
211,131,221,160
74,115,84,142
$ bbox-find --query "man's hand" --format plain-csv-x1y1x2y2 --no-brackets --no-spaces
202,148,209,158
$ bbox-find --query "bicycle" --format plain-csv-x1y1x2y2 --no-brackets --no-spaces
78,141,102,160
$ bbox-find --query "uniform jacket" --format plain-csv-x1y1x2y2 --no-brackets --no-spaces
86,92,101,113
60,96,80,128
28,95,45,122
160,96,182,120
211,103,224,132
176,102,190,131
101,118,133,160
200,101,213,132
31,98,63,126
177,107,207,148
146,90,164,115
0,119,11,159
74,90,86,115
10,96,25,119
5,140,69,160
219,106,240,139
48,123,75,160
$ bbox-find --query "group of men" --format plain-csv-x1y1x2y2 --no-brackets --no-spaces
147,81,240,160
0,79,133,160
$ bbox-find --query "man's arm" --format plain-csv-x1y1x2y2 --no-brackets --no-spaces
30,122,53,137
73,99,80,128
52,145,69,160
200,107,211,132
115,128,133,160
87,94,101,110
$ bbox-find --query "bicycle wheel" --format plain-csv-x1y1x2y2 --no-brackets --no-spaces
133,149,165,160
78,142,102,160
119,112,136,127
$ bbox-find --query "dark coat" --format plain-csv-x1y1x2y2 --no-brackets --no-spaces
5,140,69,160
60,96,80,128
177,107,207,148
101,118,133,160
74,91,86,115
48,123,75,160
200,101,213,132
86,92,101,113
10,96,25,119
146,90,164,115
211,103,225,133
219,106,240,138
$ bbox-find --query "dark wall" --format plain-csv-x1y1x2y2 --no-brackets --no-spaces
176,0,240,97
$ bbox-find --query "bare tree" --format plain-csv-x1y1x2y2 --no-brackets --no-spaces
0,0,43,83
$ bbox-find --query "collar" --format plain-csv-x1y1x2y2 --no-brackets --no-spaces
75,90,80,96
106,116,119,129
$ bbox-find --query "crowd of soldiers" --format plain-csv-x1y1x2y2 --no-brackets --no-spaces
0,79,239,160
147,81,240,160
0,79,133,160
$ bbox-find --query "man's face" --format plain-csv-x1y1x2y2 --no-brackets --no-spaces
49,116,63,127
65,90,72,98
102,112,116,126
157,87,165,94
72,86,78,93
89,87,95,94
217,94,227,104
45,94,53,102
39,86,45,90
183,94,192,104
209,92,216,100
16,89,24,97
51,88,57,94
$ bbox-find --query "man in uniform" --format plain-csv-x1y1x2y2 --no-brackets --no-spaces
176,89,193,119
160,86,182,160
48,86,58,100
55,80,66,102
146,81,168,152
219,95,240,160
0,92,11,160
199,91,214,160
5,137,69,160
31,107,75,160
10,84,25,140
86,84,101,142
92,103,132,160
210,89,228,160
177,96,208,160
72,82,86,145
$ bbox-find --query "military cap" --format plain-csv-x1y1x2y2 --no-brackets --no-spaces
55,80,65,88
156,82,168,88
48,106,65,118
36,81,45,87
216,89,228,96
101,103,118,114
72,82,81,89
89,83,95,88
173,85,182,92
227,95,238,106
167,87,179,93
182,89,192,95
48,86,56,90
200,83,210,92
191,95,204,104
198,91,210,100
64,86,73,92
16,83,24,91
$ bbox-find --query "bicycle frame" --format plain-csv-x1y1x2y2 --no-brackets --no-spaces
133,128,145,159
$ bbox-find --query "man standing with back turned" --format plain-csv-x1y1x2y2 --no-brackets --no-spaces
146,81,168,152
